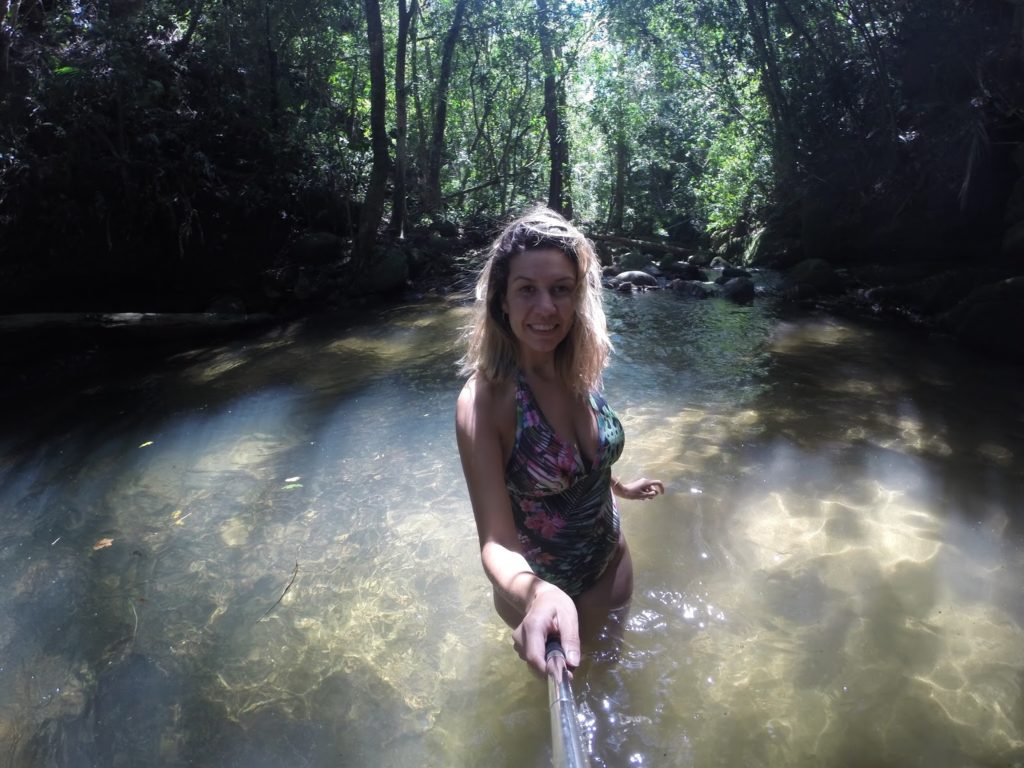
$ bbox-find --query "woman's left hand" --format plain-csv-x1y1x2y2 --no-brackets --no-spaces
614,477,665,500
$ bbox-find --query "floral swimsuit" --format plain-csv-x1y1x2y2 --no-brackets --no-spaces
505,371,625,598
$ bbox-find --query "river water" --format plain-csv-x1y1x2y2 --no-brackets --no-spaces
0,287,1022,767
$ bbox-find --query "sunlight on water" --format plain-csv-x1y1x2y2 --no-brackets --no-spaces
599,307,1024,768
0,293,1022,767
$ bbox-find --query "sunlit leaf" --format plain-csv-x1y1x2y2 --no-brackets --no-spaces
281,483,304,490
92,537,114,550
139,441,154,448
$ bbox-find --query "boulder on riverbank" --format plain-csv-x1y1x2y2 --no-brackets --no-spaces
662,261,709,281
940,277,1024,362
352,244,409,295
859,269,981,317
783,258,843,296
607,270,659,288
288,232,346,265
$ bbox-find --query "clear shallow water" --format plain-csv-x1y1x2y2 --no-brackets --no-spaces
0,291,1022,767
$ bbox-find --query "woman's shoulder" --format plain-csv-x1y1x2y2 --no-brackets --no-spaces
456,374,517,465
459,372,515,412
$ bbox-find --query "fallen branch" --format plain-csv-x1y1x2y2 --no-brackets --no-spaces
258,561,299,622
590,233,694,257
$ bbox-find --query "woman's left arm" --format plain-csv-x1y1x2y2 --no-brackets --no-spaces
612,477,665,500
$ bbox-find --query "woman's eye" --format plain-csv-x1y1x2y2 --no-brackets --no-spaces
519,285,535,295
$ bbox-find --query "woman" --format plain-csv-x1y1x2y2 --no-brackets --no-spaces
456,205,664,677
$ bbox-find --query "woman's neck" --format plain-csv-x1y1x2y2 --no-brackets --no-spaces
518,350,558,383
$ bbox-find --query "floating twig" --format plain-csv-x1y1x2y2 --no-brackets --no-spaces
258,561,299,622
130,601,139,645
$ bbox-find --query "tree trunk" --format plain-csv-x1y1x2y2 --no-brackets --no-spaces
536,0,572,218
389,0,413,237
0,0,21,91
1015,4,1024,62
410,9,429,188
844,0,898,140
498,80,533,211
423,0,469,214
264,1,279,129
355,0,390,267
457,42,500,203
609,135,627,232
744,0,796,173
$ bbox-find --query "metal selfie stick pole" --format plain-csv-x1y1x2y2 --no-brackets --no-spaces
546,636,592,768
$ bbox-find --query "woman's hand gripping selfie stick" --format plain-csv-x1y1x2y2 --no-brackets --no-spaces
546,636,592,768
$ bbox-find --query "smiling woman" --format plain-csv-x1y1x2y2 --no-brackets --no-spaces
455,206,664,680
503,248,578,361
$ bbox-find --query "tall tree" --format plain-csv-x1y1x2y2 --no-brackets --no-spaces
742,0,796,176
0,0,29,92
355,0,390,265
390,0,415,237
423,0,470,214
536,0,572,218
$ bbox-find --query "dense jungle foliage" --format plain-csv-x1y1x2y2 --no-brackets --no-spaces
1,0,1023,316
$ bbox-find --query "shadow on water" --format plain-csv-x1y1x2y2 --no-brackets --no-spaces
0,300,470,767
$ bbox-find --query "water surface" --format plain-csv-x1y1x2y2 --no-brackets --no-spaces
0,290,1022,767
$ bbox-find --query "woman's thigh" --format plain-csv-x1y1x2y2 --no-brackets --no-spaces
577,533,633,638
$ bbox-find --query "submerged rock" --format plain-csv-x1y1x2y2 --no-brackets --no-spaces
721,276,755,304
669,279,713,299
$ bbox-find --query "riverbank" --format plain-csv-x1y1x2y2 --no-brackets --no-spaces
3,224,1021,376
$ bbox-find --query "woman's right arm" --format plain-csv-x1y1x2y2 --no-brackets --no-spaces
455,377,580,675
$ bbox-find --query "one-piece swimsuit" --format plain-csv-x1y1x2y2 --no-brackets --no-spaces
505,371,625,598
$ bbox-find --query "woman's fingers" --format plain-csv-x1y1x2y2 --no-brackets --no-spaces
624,477,665,499
513,587,580,677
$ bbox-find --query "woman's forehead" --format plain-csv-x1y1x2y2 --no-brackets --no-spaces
508,248,576,280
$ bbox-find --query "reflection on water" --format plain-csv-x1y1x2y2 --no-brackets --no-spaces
0,291,1022,767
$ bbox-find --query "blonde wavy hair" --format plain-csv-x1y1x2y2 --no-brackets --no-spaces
460,205,611,397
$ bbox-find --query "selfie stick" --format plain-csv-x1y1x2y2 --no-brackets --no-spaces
545,636,592,768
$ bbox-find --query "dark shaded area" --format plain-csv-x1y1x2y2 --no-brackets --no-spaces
1,0,1022,330
727,312,1024,534
0,1,476,313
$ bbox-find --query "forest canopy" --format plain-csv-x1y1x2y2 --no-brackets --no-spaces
1,0,1022,311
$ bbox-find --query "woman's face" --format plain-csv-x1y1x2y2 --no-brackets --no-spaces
501,248,578,360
